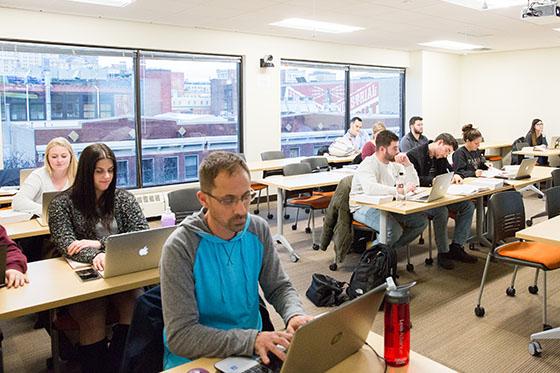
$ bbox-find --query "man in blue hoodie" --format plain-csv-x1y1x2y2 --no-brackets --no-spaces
160,151,312,370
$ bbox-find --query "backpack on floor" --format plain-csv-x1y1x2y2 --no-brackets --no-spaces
346,243,397,299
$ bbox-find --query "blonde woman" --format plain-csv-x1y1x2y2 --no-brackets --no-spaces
361,121,386,159
13,137,78,216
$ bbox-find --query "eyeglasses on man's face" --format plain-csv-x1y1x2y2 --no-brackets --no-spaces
203,189,257,207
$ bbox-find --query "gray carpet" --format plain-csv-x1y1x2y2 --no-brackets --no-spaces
2,190,560,372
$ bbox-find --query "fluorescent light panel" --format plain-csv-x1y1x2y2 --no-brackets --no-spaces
66,0,135,7
418,40,484,50
443,0,526,10
270,18,364,34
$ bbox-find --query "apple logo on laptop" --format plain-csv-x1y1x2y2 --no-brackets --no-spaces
138,246,149,256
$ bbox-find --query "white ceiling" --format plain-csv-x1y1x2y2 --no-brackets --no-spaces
1,0,560,53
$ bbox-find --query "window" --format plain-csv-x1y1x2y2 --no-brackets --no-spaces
139,51,241,185
281,60,405,158
142,158,154,186
117,160,129,186
0,40,242,188
184,155,198,181
163,157,178,182
350,67,405,138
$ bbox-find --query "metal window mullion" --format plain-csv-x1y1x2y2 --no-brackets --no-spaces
133,50,143,188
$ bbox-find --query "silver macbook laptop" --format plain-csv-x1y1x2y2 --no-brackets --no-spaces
495,158,537,180
99,225,176,278
407,172,454,203
215,284,386,373
37,191,62,226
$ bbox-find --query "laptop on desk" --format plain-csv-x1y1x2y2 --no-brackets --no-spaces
98,225,175,278
215,284,386,373
407,172,454,203
37,191,62,227
495,158,537,180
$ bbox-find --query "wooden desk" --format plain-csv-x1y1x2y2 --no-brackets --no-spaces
516,215,560,246
505,166,556,189
0,195,13,206
479,142,512,151
163,331,455,373
256,170,353,262
512,148,560,157
247,154,356,173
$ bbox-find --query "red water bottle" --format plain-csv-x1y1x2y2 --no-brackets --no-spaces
384,279,416,367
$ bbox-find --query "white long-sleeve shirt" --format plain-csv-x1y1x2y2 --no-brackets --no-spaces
12,167,70,216
350,154,419,210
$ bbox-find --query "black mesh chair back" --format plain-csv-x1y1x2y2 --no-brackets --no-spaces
283,162,312,176
488,191,525,246
168,187,202,222
300,157,330,172
551,169,560,187
545,186,560,219
511,138,529,165
261,151,285,161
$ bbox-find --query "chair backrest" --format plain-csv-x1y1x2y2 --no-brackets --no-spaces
511,137,529,165
300,157,330,172
552,168,560,187
488,190,525,246
545,186,560,219
283,162,312,176
167,186,202,222
261,151,285,161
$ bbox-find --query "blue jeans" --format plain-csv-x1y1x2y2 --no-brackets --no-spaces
353,207,427,250
426,200,475,253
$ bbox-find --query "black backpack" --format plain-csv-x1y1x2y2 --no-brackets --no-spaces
346,244,397,299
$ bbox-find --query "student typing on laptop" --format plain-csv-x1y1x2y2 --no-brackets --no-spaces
407,133,477,270
350,130,427,251
160,152,313,370
48,143,149,373
0,224,28,288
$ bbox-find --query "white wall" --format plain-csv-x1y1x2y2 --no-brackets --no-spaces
0,8,410,163
460,47,560,144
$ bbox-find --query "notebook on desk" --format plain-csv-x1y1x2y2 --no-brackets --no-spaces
215,284,386,373
495,158,536,180
37,191,62,227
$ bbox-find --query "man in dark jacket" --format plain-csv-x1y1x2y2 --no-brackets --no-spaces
400,116,429,152
407,133,477,269
1,224,28,288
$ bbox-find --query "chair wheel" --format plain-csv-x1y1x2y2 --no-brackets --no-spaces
329,263,338,271
284,214,290,219
506,287,516,297
406,263,414,272
254,209,260,215
305,227,311,234
418,237,425,245
528,341,542,357
267,213,274,219
526,220,533,226
529,285,539,294
305,208,310,214
291,224,297,231
544,324,553,331
475,305,485,317
425,258,433,266
290,254,299,262
538,194,544,199
312,244,320,251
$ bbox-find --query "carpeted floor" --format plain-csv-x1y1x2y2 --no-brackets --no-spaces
2,190,560,372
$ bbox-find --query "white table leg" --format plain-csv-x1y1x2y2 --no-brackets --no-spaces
379,210,388,244
272,188,300,262
476,196,492,248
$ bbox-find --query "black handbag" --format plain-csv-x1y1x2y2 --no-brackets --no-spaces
305,273,347,307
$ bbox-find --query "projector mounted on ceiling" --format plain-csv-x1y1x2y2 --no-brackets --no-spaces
522,0,560,24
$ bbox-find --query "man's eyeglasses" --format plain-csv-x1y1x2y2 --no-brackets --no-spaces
203,189,257,207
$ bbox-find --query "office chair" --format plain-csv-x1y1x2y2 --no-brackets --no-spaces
474,190,560,331
282,163,331,251
239,154,273,219
526,169,560,226
299,157,334,233
167,186,202,223
259,151,287,219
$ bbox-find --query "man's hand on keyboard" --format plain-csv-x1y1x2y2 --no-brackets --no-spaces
254,331,292,364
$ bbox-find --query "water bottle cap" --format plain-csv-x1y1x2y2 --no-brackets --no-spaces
386,281,416,303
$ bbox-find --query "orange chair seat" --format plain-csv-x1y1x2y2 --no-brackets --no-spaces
288,194,331,209
250,182,267,191
486,155,502,161
314,191,334,198
352,220,373,230
497,241,560,270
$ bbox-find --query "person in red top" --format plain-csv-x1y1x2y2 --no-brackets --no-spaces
1,224,29,288
361,121,386,160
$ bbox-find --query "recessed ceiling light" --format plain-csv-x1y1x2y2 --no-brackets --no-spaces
443,0,526,10
66,0,135,7
418,40,485,51
270,18,364,34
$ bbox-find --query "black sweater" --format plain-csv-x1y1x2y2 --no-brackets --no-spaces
407,143,453,187
452,146,488,178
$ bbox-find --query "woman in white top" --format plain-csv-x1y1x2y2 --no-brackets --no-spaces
12,137,78,216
